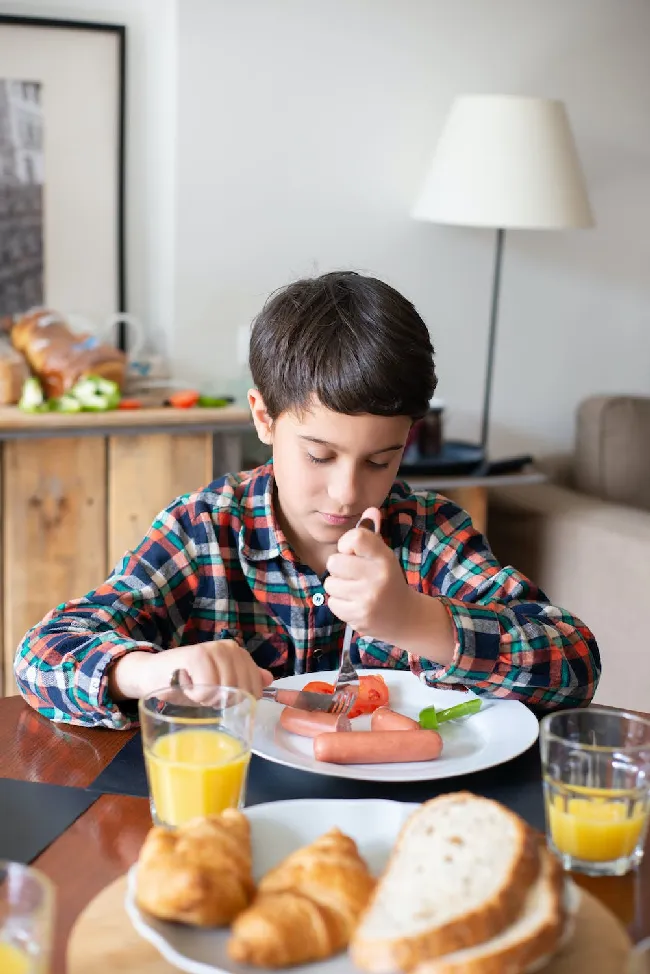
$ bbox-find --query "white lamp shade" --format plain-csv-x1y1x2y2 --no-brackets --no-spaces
412,95,594,230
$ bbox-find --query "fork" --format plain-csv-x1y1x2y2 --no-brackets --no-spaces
334,516,376,693
327,684,359,715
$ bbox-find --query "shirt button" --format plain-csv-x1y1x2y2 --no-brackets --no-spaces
312,592,325,607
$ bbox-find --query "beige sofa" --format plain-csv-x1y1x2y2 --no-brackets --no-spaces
488,396,650,713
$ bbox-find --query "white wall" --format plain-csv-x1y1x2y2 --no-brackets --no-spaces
173,0,650,458
3,0,649,459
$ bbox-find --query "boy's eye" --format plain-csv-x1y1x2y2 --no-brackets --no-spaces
306,453,391,469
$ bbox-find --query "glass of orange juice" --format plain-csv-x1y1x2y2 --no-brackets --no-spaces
540,707,650,876
139,684,256,828
0,862,54,973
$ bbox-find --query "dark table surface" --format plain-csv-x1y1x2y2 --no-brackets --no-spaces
1,696,648,973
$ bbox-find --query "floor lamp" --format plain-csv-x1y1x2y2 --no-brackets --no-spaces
412,95,594,470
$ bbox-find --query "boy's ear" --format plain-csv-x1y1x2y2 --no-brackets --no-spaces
248,389,273,445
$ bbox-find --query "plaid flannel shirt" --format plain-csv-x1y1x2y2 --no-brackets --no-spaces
14,463,600,728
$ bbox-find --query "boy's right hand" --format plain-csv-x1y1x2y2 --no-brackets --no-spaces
107,639,273,702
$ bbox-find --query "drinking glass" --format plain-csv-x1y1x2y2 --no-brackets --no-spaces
540,707,650,876
139,684,256,828
0,862,54,973
629,937,650,973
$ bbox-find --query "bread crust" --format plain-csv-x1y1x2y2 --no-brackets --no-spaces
417,851,564,974
350,793,542,972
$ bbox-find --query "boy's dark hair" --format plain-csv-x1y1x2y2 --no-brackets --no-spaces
249,271,437,421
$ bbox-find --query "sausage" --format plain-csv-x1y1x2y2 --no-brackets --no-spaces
313,729,443,765
370,707,420,732
279,707,351,738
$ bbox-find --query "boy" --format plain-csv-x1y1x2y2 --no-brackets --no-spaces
15,271,600,728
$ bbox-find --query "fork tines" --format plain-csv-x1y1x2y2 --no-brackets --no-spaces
330,684,358,716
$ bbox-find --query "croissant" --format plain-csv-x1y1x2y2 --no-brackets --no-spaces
135,810,255,927
228,827,376,968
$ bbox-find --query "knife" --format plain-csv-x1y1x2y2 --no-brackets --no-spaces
171,669,350,715
261,687,342,713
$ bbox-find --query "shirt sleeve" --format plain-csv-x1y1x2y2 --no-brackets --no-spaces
13,500,203,729
413,496,601,709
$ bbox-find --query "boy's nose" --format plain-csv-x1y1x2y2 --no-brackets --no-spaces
327,467,358,509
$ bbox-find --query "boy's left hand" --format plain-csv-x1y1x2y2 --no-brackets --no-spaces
324,507,415,644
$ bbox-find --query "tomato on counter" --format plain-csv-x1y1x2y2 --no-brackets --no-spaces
167,390,200,409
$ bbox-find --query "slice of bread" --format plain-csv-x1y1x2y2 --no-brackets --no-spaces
350,792,541,973
412,848,565,974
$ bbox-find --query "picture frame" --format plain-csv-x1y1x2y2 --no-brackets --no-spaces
0,15,126,347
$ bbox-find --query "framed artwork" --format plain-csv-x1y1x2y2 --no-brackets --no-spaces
0,16,126,344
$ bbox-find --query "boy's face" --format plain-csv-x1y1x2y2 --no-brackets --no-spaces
249,391,411,565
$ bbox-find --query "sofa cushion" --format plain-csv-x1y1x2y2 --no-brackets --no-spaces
574,396,650,512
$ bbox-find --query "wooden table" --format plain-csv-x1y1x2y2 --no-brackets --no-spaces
0,696,648,974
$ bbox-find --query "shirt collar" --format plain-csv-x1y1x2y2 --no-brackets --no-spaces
240,462,295,563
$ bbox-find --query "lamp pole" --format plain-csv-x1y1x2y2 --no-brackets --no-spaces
479,226,505,456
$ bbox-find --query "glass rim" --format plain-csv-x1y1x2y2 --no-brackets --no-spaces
0,860,55,897
540,705,650,752
138,683,257,724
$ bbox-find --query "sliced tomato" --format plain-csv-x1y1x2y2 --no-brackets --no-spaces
302,674,389,719
302,680,335,695
118,398,143,410
348,674,389,719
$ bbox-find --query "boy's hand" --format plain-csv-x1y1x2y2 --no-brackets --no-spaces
108,639,273,702
324,507,415,644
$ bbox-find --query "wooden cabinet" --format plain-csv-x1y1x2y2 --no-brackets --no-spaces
0,407,250,695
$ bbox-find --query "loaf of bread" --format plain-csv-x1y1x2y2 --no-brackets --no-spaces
11,307,126,398
135,810,255,927
350,792,547,973
228,827,376,967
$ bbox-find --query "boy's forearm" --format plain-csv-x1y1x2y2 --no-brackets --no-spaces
107,651,152,701
391,590,457,666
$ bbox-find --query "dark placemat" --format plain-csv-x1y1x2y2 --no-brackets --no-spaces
0,778,98,864
88,732,545,831
246,744,545,831
87,732,148,798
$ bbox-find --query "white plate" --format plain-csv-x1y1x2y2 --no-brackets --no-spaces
251,669,539,782
125,798,580,974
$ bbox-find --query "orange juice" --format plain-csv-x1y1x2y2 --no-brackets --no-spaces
547,786,648,862
0,943,31,974
144,728,250,827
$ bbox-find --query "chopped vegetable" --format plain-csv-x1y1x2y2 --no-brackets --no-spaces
118,398,143,410
168,390,200,409
70,375,121,412
348,674,389,719
302,681,335,695
419,697,482,729
302,674,389,720
18,377,47,412
198,394,232,408
50,394,82,413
